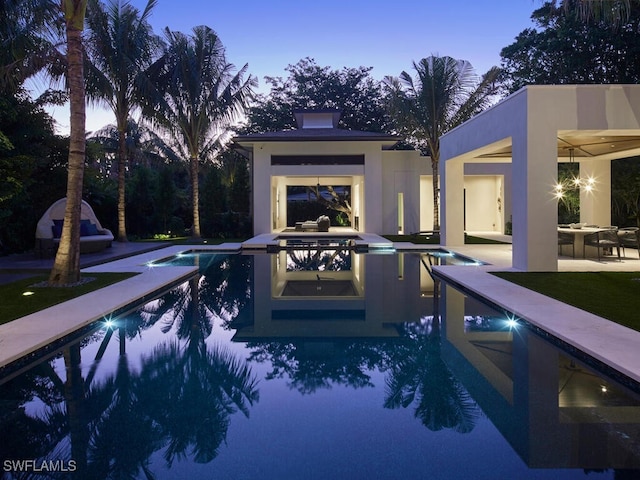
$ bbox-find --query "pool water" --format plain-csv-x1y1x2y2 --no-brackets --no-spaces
1,251,639,479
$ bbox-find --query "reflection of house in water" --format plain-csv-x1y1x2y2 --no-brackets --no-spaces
440,284,640,470
232,250,438,341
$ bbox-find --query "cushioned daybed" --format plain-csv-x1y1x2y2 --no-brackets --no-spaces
35,198,114,257
295,215,330,232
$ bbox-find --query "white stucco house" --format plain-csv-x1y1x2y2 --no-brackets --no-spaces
441,85,640,272
234,108,509,236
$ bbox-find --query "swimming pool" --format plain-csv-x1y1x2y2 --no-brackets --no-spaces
1,251,639,479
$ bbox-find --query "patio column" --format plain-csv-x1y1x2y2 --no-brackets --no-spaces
511,127,558,272
579,159,611,227
364,151,383,233
441,157,465,245
253,148,271,234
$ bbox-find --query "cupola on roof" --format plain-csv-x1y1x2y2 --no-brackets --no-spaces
293,108,342,129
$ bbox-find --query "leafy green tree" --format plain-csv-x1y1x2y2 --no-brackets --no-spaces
0,90,69,252
84,0,162,242
243,57,392,134
227,153,250,213
556,0,632,24
384,56,500,230
501,1,640,94
157,166,177,233
612,157,640,227
126,164,157,236
147,25,255,238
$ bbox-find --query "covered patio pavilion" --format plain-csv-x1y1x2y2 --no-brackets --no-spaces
440,84,640,272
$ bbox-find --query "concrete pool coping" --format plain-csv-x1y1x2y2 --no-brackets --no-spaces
1,241,639,385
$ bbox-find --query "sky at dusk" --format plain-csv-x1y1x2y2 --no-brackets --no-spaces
44,0,540,133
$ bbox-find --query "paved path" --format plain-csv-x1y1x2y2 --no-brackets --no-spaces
0,242,167,285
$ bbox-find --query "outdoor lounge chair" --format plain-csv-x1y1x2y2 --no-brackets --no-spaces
35,198,114,257
300,215,330,232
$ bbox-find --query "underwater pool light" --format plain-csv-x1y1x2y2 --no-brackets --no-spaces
505,315,519,330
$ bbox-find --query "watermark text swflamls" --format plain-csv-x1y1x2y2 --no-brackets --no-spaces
3,459,77,473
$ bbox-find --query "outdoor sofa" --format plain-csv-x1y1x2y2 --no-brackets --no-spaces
295,215,331,232
35,198,114,257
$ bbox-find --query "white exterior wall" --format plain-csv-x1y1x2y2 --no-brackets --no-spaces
463,176,502,231
381,150,430,234
441,85,640,271
253,141,377,234
464,163,512,233
419,176,434,232
250,130,509,237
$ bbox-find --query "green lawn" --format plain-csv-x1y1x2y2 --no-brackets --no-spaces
492,271,640,332
0,272,138,325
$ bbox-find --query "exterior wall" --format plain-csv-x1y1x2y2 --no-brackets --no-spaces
252,138,507,237
252,141,369,234
381,150,430,234
441,85,640,271
463,176,502,231
464,163,512,233
420,176,435,232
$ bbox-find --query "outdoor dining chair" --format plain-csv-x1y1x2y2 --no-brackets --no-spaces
558,231,575,257
583,229,621,261
618,227,640,258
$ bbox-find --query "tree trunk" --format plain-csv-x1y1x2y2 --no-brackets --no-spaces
432,157,440,232
64,345,89,477
117,117,128,242
191,155,201,238
48,10,85,286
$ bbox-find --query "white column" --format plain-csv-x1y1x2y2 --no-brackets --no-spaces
364,151,383,233
512,128,558,271
441,158,465,245
253,149,271,234
579,159,611,226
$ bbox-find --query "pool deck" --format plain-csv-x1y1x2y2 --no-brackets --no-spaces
1,234,640,384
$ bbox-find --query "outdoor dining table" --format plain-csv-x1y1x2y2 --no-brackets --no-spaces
557,226,609,258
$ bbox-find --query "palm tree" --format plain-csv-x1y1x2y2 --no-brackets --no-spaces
384,56,500,231
0,0,63,92
147,26,255,238
48,0,88,286
84,0,162,242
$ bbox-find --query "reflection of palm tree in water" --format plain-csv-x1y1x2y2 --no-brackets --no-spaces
0,259,259,477
247,340,385,394
140,254,253,332
287,248,351,271
384,318,480,433
137,339,259,465
134,264,259,466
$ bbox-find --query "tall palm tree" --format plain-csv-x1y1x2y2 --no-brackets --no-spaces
147,26,255,238
84,0,161,242
0,0,63,92
48,0,88,286
384,56,500,231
